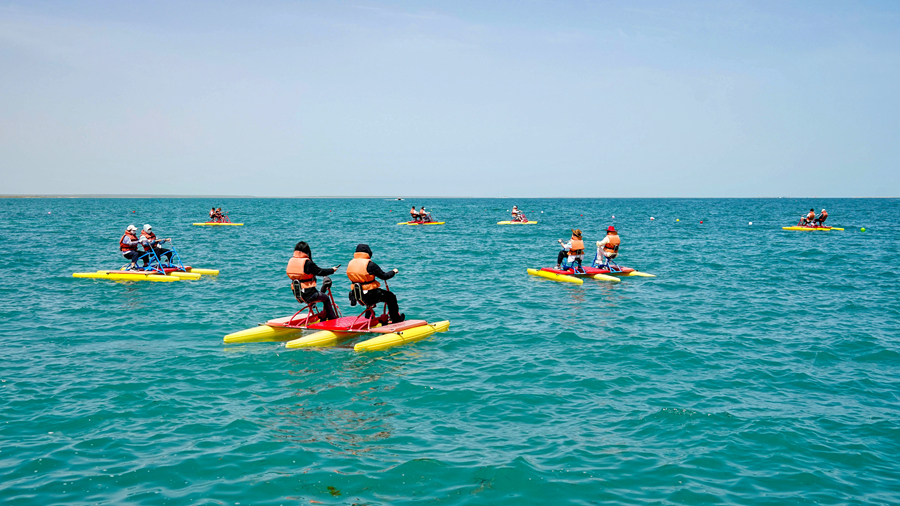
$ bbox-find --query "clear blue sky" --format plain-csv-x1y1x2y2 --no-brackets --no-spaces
1,1,898,197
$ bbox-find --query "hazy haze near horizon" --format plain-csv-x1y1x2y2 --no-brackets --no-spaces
1,1,898,197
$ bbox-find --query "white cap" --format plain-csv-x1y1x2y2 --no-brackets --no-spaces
143,224,152,231
822,209,826,212
126,224,137,231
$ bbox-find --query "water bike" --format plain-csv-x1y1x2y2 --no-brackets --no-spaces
398,214,445,226
498,215,536,225
782,217,843,231
528,253,655,284
224,277,449,352
73,241,219,282
193,213,243,226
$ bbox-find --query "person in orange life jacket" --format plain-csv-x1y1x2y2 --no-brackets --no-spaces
119,224,144,270
801,208,815,225
347,244,405,323
209,207,216,221
556,229,585,270
816,209,828,226
410,206,419,222
511,206,524,222
287,241,341,321
595,226,620,266
139,224,173,263
419,206,431,222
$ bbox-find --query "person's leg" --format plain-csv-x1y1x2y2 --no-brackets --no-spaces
124,252,137,269
364,289,402,322
557,250,567,268
155,247,173,263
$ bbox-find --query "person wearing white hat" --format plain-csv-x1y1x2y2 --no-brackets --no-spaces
119,225,143,270
815,209,828,226
139,224,173,264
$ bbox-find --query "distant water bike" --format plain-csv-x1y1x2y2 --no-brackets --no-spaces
527,252,654,284
193,212,243,226
224,277,449,352
782,218,843,231
398,212,445,226
73,241,219,282
498,212,536,225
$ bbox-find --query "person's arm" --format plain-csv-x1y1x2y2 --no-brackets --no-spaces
596,237,610,249
558,239,571,251
304,259,338,277
367,261,397,280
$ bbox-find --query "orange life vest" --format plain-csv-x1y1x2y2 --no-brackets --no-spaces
120,231,138,252
603,234,620,254
141,230,157,250
569,237,584,255
286,251,316,289
807,211,815,220
347,252,381,291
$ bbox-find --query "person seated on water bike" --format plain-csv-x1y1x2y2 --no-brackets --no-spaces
347,244,405,323
556,229,585,271
119,225,145,270
209,207,216,221
511,206,527,222
139,224,173,264
215,208,224,222
816,209,828,226
410,206,419,222
594,226,620,267
418,206,432,223
801,208,816,226
287,241,341,321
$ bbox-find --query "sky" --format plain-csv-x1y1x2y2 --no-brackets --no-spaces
1,0,898,197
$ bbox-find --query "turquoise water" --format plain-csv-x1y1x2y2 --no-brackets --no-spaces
2,197,899,505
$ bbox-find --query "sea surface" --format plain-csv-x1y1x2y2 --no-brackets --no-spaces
1,197,899,505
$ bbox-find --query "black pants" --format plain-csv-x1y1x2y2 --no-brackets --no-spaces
557,250,582,267
302,289,337,321
361,288,401,321
147,247,173,263
123,250,146,266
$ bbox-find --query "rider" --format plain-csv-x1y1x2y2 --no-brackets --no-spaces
215,208,223,222
804,208,815,226
410,206,419,222
556,229,585,270
347,244,405,323
511,206,525,222
209,207,216,221
595,226,620,266
816,209,828,226
287,241,340,321
119,224,144,270
419,206,430,222
140,224,174,264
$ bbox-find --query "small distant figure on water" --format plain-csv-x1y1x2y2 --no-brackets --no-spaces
557,229,585,271
410,206,418,222
816,209,828,226
511,206,528,223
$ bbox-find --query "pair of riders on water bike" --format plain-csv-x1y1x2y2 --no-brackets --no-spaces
556,226,620,271
119,224,173,270
286,242,405,325
409,206,434,223
510,206,529,223
209,207,227,222
799,208,828,227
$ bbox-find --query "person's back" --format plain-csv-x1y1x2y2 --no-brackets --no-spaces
347,244,404,323
596,226,620,265
817,209,828,225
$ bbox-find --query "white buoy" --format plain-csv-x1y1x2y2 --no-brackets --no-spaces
541,211,543,213
749,222,753,225
650,217,655,220
612,215,615,219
